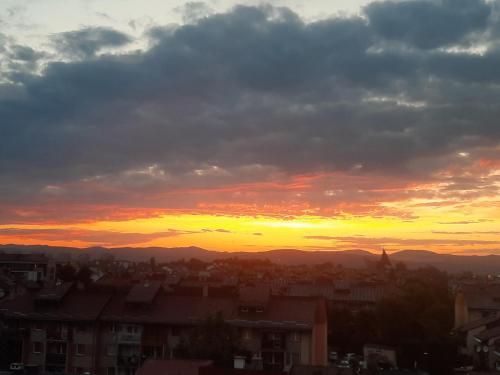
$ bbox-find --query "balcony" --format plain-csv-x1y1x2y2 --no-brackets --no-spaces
45,353,66,365
262,351,285,372
46,330,69,341
117,355,140,368
262,333,286,351
116,332,141,343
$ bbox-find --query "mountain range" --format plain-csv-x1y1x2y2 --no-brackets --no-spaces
1,244,499,274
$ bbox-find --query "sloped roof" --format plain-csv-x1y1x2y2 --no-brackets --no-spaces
125,281,162,304
1,285,322,329
0,253,49,264
0,289,112,321
287,283,391,303
101,294,236,325
476,325,500,341
458,315,500,332
238,285,270,306
36,282,73,302
102,294,320,329
461,284,500,310
137,359,212,375
228,296,322,329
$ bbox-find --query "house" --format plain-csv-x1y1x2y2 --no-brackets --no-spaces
0,253,54,282
455,283,500,327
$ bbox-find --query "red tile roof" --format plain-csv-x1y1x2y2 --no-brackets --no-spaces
125,281,162,304
0,289,112,321
0,287,322,329
137,359,213,375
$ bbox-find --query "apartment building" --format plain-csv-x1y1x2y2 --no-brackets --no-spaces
0,282,328,375
0,253,54,282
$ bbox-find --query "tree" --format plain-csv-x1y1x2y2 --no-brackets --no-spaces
176,312,242,367
56,263,76,282
374,266,457,374
76,266,93,286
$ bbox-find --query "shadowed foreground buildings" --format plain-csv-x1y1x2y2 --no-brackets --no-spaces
0,281,328,374
455,283,500,371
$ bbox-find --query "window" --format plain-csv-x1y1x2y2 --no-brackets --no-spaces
241,307,249,313
291,331,300,342
256,308,264,313
242,329,252,340
106,345,117,356
75,367,83,374
76,344,86,356
33,342,43,354
265,333,283,349
47,342,66,355
33,322,43,330
107,367,116,375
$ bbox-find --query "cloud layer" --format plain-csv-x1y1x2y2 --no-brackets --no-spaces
0,1,498,250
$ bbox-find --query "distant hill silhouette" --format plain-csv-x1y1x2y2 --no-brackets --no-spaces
1,244,499,273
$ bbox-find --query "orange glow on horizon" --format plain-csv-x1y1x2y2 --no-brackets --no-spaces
1,164,498,255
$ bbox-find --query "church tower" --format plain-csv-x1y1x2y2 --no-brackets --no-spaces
379,248,391,269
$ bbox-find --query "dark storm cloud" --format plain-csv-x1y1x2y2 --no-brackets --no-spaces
51,26,132,58
8,44,44,62
0,2,499,215
365,0,491,49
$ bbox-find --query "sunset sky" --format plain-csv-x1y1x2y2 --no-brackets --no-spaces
0,0,499,254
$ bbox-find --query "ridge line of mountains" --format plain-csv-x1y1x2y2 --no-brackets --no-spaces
1,244,499,273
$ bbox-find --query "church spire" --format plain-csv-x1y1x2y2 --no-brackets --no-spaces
379,247,391,268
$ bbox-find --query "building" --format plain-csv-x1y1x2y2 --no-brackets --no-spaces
454,283,500,371
286,282,392,312
0,282,112,373
0,282,328,375
136,359,213,375
0,253,54,282
455,283,500,326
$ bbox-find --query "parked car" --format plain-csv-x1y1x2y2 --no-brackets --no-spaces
10,363,24,371
329,351,339,361
337,360,351,369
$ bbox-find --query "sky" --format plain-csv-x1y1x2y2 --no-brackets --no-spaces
0,0,499,254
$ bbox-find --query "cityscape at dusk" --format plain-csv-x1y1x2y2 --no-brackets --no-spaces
1,1,500,375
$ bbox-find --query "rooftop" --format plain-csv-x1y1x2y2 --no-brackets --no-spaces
136,359,213,375
0,253,49,264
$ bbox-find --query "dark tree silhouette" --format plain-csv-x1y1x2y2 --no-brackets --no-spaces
76,265,93,286
176,312,242,367
56,262,77,282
